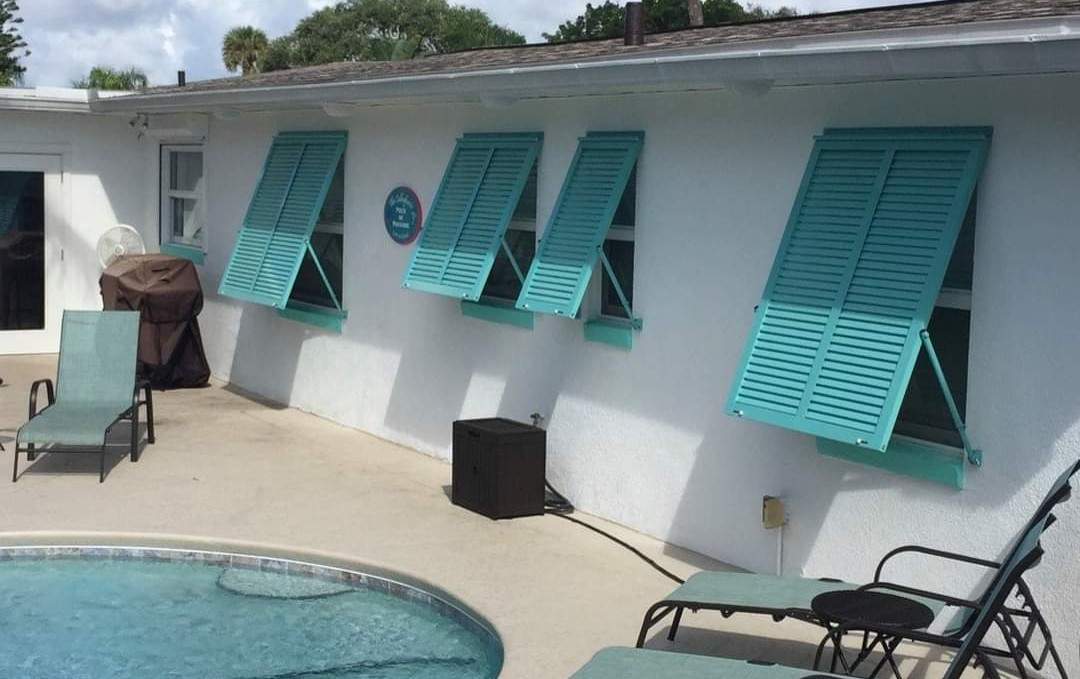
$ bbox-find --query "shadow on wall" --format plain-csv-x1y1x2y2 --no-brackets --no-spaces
659,290,1080,577
379,300,576,455
226,304,303,408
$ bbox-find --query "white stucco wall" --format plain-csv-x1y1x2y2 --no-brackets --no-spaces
0,109,154,322
168,74,1076,668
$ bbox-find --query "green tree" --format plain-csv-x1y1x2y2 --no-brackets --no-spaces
222,26,270,75
72,66,149,91
0,0,28,87
263,0,525,72
261,36,297,72
543,0,796,42
543,2,624,42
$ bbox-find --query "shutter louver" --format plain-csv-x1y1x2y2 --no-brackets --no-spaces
727,128,991,452
219,131,347,309
515,131,643,317
402,133,542,301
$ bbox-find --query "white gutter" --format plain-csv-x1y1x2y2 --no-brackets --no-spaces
90,15,1080,114
0,86,131,114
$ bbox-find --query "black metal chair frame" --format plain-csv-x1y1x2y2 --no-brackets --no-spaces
855,534,1069,679
817,535,1051,679
11,378,155,483
637,481,1074,679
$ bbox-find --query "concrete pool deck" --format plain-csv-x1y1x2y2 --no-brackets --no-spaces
0,354,984,678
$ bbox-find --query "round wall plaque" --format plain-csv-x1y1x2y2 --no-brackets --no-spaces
384,186,423,245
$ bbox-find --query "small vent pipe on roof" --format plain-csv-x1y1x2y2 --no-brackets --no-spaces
688,0,705,27
624,2,645,46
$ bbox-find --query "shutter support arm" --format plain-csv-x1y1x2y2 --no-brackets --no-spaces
305,241,343,312
500,236,526,285
920,329,982,467
598,246,642,330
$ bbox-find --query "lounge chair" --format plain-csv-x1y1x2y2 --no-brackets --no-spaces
577,504,1061,679
12,310,155,483
637,459,1078,679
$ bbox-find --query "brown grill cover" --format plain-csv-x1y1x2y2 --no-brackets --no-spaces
100,254,210,389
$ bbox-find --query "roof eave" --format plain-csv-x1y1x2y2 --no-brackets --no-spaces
90,16,1080,115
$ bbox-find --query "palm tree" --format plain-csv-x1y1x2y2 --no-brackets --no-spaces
72,66,149,90
222,26,269,76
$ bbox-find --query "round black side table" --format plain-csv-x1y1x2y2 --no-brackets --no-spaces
811,589,935,679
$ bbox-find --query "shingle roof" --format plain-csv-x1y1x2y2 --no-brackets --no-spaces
143,0,1080,96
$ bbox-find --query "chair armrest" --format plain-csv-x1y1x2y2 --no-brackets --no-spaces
28,378,55,419
858,581,980,609
874,545,1000,583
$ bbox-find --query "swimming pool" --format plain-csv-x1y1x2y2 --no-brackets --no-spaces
0,546,503,679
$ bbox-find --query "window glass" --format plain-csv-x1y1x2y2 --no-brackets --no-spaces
612,165,637,228
943,192,976,291
289,159,344,311
600,239,634,319
894,193,976,448
511,165,538,223
480,161,537,304
290,232,343,309
0,171,45,330
169,152,203,193
161,146,205,250
170,198,199,239
482,228,534,303
318,158,345,226
894,306,970,448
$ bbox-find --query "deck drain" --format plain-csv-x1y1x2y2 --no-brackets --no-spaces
217,568,357,600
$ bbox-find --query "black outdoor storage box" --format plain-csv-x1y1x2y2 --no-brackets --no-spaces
452,418,546,519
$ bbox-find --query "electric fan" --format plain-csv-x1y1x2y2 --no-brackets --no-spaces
96,224,146,269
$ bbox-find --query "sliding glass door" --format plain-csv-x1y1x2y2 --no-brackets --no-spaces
0,154,64,354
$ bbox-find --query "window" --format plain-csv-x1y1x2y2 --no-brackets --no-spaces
218,131,348,332
894,195,976,449
516,132,642,318
160,145,205,256
402,132,543,311
597,165,636,321
288,158,344,311
725,127,991,459
479,165,537,305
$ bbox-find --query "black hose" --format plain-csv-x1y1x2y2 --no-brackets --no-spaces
544,478,685,585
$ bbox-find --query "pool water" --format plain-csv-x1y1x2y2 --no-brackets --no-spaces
0,553,502,679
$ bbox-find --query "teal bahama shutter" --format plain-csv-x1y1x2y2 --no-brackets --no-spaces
402,133,542,301
727,127,992,452
219,131,347,309
515,131,643,317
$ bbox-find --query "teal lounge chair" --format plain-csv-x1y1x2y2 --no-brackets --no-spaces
637,459,1078,678
577,505,1060,679
12,310,156,483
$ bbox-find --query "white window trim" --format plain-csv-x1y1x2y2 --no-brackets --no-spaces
508,217,537,233
936,287,971,311
160,144,206,252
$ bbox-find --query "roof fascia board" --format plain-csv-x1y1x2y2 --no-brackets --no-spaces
91,16,1080,114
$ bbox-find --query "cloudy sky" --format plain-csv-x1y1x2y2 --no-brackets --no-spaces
19,0,912,88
